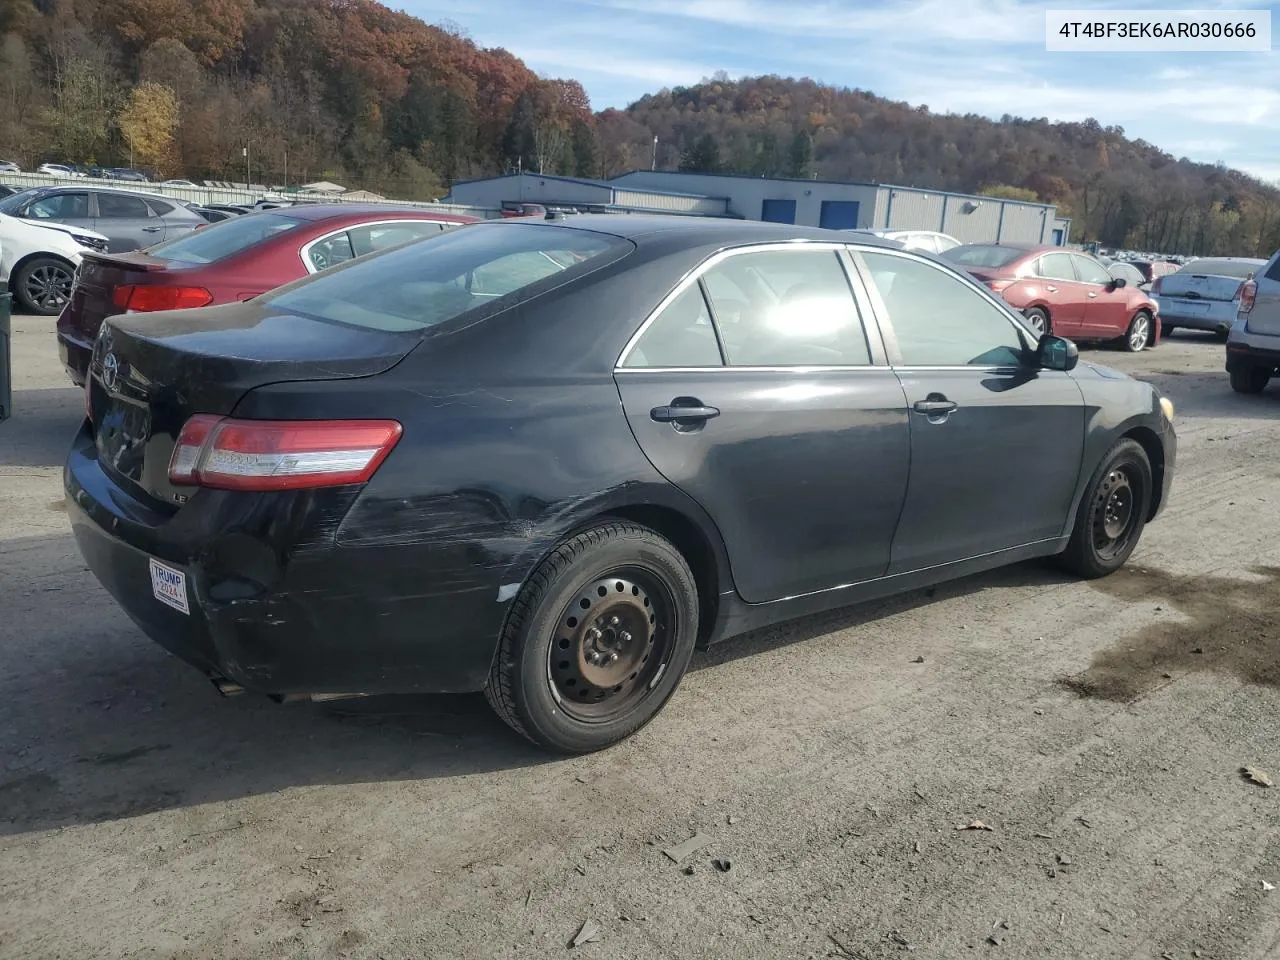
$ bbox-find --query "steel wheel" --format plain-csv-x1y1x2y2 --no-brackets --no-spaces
1125,312,1151,352
548,571,672,723
1090,465,1143,562
18,260,74,314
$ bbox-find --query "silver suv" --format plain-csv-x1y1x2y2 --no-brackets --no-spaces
1228,251,1280,393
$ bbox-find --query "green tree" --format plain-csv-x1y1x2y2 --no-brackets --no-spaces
979,184,1040,202
570,118,598,178
787,130,812,178
678,132,721,173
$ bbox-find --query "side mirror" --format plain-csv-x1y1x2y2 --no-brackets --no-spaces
1038,334,1078,372
1110,277,1127,289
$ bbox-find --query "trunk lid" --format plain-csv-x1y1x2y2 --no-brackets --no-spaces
63,251,177,344
87,302,417,507
1157,271,1247,304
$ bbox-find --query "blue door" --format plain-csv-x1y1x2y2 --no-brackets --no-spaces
760,198,796,223
1052,228,1064,245
819,200,860,230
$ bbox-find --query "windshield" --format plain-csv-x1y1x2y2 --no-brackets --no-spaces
0,188,46,214
941,245,1025,268
146,212,303,264
263,223,628,332
1175,258,1265,280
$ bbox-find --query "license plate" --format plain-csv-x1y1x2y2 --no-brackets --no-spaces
1169,300,1210,315
149,557,190,615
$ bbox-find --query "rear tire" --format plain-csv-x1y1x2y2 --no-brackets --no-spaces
484,521,699,753
1230,366,1271,394
13,256,75,315
1023,307,1050,337
1058,439,1152,580
1123,311,1152,352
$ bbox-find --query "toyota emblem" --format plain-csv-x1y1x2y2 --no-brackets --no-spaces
102,352,119,391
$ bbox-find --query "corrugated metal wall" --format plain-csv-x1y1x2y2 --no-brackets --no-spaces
1000,203,1051,244
945,196,1002,242
882,189,945,231
611,189,727,215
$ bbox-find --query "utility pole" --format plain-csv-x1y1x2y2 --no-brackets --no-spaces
651,136,658,171
243,143,250,188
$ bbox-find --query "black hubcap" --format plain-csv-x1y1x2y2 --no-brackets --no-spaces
548,572,672,722
26,265,72,310
1092,467,1139,560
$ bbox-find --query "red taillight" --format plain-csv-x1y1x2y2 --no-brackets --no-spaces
112,284,214,312
167,417,403,491
985,280,1015,293
1150,277,1163,296
1239,279,1257,314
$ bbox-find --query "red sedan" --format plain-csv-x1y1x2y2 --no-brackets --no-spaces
941,243,1161,352
57,204,480,385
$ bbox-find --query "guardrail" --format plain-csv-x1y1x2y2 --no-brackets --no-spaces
0,173,500,219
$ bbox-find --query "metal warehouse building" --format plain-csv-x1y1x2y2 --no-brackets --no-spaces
447,170,1068,246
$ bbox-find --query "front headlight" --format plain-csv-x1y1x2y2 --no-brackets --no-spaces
1160,396,1175,421
70,233,106,251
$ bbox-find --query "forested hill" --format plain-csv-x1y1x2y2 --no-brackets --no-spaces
603,76,1280,256
0,0,1274,255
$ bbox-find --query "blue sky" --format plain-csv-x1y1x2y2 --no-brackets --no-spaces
400,0,1280,182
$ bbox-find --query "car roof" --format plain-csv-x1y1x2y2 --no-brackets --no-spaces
478,214,902,248
279,203,478,223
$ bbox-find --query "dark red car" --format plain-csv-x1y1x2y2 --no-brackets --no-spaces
941,244,1161,352
57,204,480,385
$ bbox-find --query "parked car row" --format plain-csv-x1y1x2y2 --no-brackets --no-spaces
55,205,478,383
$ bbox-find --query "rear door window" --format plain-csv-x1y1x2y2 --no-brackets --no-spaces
622,284,723,368
96,192,153,219
1035,253,1077,281
263,223,629,332
146,213,303,264
349,221,443,256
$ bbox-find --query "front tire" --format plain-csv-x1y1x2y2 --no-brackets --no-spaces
484,521,699,753
13,256,75,315
1230,365,1271,394
1058,439,1152,579
1123,311,1152,352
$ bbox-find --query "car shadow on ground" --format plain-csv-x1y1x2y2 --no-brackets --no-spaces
0,387,82,468
0,525,1071,837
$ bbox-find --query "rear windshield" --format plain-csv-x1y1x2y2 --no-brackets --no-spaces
941,245,1024,268
146,212,302,264
1174,258,1265,279
262,223,628,332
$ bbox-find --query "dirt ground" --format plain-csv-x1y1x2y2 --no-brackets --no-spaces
4,313,1280,960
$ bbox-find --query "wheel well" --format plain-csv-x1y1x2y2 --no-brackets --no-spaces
1122,426,1165,519
10,251,75,283
603,504,720,645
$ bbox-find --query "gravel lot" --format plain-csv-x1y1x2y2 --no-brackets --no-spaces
3,313,1280,960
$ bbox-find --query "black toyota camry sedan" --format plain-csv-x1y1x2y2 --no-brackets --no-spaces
66,216,1177,753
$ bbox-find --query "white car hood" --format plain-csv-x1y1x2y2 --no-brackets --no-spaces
13,217,108,243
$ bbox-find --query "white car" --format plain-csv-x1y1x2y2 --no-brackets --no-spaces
855,228,962,255
161,179,198,187
37,163,83,179
0,214,108,315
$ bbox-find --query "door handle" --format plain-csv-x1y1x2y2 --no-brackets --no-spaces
913,398,958,415
1046,285,1058,293
142,226,162,232
1087,291,1098,298
651,403,720,423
